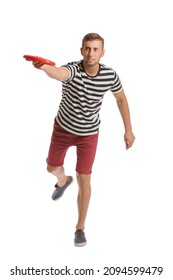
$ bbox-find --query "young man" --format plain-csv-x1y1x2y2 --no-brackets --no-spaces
33,33,135,247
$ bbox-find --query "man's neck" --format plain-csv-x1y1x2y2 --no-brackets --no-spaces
82,61,100,77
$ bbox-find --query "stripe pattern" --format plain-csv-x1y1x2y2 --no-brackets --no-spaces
56,61,122,136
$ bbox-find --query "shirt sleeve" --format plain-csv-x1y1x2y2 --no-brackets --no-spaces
60,62,77,83
110,72,123,93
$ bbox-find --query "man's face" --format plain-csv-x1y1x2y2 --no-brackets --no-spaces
81,40,105,67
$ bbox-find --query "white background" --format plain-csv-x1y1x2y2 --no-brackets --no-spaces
0,0,173,279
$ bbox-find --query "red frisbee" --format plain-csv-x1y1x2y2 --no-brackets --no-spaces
23,55,55,66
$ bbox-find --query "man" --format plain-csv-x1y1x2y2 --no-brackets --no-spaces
33,33,135,247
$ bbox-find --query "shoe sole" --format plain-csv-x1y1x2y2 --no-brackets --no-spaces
74,241,87,247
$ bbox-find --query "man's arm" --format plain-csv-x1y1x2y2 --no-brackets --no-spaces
33,62,70,81
113,89,135,149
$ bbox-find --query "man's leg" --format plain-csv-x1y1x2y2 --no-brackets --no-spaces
46,119,73,188
74,173,91,246
74,133,98,246
76,173,91,230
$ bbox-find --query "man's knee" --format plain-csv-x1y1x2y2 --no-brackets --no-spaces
76,172,91,184
47,164,62,174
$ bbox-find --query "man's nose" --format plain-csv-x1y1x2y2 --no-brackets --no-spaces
88,49,94,56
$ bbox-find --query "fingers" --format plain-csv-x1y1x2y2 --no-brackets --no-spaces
124,132,135,149
32,61,45,69
125,140,133,149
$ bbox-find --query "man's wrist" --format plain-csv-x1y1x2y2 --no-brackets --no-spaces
125,127,132,133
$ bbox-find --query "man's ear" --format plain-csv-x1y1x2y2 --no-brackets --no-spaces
80,47,83,56
101,49,105,57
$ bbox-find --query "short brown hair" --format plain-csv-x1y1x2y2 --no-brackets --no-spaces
82,33,104,48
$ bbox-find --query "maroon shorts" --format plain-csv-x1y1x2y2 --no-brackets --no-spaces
46,119,99,174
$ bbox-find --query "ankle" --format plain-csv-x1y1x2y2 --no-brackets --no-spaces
76,226,85,231
57,176,68,187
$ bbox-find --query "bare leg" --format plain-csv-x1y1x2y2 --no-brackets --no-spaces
76,173,91,230
47,164,67,187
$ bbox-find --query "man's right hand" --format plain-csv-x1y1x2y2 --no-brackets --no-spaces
32,61,45,69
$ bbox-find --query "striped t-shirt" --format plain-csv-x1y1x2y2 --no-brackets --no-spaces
56,60,122,136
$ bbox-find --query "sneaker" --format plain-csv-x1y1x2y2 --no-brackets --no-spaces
74,229,87,247
52,176,73,200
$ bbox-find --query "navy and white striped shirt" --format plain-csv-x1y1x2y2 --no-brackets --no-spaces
56,60,122,136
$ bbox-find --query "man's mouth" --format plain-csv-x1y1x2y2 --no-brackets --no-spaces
87,58,94,62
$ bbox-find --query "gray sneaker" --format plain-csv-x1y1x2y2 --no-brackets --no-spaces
74,229,87,247
52,176,73,200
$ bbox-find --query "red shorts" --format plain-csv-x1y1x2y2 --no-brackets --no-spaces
46,119,99,174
